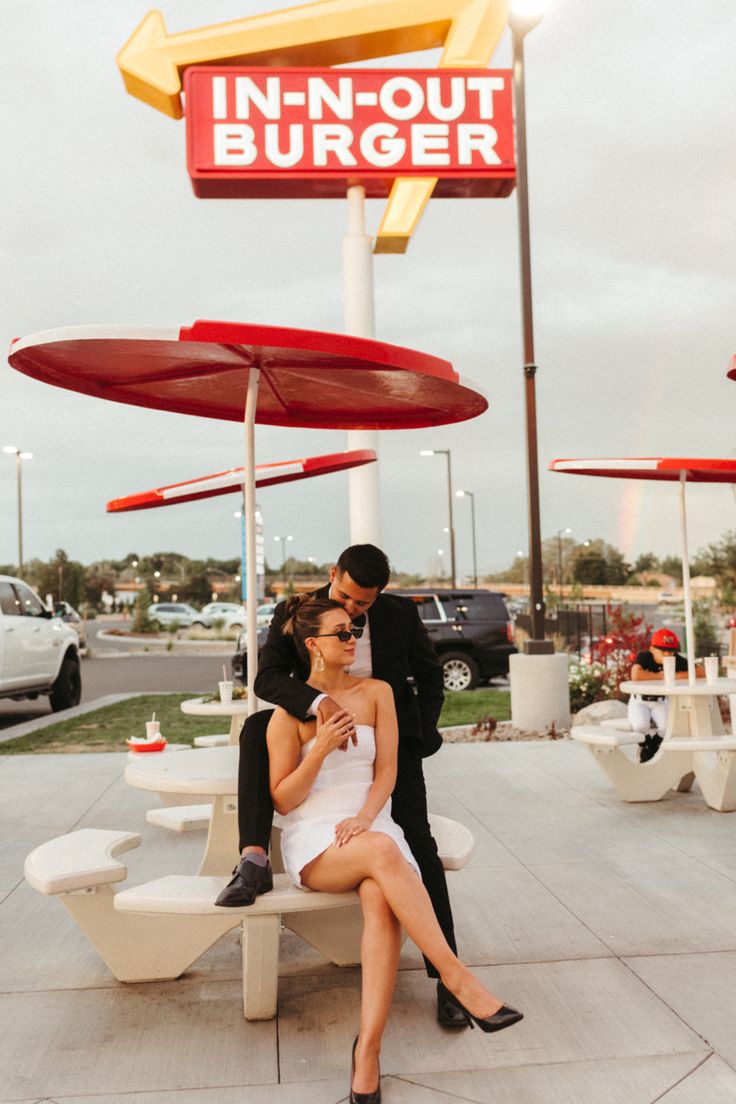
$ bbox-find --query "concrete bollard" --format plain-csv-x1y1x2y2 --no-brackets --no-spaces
509,653,571,732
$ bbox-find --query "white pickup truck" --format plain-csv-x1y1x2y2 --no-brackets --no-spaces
0,574,81,712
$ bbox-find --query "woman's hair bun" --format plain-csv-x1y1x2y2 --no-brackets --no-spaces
283,593,309,619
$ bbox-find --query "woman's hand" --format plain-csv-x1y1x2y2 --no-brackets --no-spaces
312,708,356,758
334,814,372,847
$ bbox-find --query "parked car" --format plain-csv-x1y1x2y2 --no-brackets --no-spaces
0,575,82,711
146,602,200,627
231,624,270,683
231,588,516,692
257,602,278,627
231,603,295,681
53,601,88,654
192,602,246,630
392,588,517,691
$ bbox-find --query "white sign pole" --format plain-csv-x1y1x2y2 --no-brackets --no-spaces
678,470,697,686
343,184,381,545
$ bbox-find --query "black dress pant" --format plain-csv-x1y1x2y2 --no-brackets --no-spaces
237,708,457,978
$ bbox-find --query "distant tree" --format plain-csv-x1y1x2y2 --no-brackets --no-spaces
634,552,659,573
183,561,212,606
659,556,682,582
84,564,118,609
572,551,608,584
693,532,736,586
27,550,84,607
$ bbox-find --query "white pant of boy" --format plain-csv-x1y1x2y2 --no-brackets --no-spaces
628,695,668,736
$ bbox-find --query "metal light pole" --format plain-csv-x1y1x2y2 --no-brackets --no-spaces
3,446,33,574
420,449,456,587
509,2,549,651
274,534,293,592
556,526,572,596
456,490,478,587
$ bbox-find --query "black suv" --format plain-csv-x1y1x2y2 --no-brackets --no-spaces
232,588,516,692
392,588,516,691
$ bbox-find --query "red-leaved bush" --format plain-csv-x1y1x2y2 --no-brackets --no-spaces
589,605,653,698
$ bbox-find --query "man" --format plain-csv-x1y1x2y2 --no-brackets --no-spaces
628,628,703,761
216,543,466,1027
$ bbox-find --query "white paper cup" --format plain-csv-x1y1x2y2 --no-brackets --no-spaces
662,656,676,686
145,720,161,740
704,656,719,685
219,681,233,704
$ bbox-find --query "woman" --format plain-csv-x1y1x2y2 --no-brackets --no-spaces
267,594,522,1104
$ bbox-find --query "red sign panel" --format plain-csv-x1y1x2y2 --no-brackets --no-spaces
185,67,515,199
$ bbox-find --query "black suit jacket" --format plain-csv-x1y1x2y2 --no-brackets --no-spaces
253,585,445,757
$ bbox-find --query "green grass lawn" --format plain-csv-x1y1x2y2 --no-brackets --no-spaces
0,695,221,755
0,688,510,755
439,688,511,727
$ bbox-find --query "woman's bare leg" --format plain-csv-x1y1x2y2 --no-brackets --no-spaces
351,878,401,1094
301,832,503,1019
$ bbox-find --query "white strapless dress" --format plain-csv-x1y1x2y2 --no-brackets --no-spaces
276,724,420,888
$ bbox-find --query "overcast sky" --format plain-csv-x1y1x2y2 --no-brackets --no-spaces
2,0,735,582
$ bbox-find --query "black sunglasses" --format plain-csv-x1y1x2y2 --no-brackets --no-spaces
314,627,364,642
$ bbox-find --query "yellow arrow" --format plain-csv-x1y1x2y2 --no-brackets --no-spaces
117,0,509,250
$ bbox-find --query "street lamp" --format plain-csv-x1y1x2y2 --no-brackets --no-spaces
509,0,548,650
556,527,572,596
274,534,293,591
420,449,457,587
3,446,33,574
456,490,478,587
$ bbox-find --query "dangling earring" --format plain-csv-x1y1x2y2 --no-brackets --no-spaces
314,652,325,673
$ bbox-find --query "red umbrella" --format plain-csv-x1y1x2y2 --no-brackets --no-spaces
10,321,487,705
106,448,377,512
549,457,736,682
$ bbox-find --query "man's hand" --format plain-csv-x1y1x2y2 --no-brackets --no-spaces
317,696,357,750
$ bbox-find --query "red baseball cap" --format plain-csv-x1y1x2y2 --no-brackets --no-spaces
651,628,679,651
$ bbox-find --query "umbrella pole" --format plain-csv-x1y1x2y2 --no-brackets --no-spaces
678,470,696,686
244,369,261,714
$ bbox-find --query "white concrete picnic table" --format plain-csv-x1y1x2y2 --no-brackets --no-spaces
126,746,240,875
574,676,736,811
180,695,249,746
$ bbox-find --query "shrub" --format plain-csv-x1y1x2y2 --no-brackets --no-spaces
132,588,158,634
588,605,652,697
568,661,617,712
694,600,719,658
568,605,653,712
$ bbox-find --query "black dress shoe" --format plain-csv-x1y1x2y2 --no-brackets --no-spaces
350,1036,381,1104
439,987,523,1034
215,857,273,907
437,981,470,1028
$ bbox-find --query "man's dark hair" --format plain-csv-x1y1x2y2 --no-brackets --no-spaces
335,544,391,590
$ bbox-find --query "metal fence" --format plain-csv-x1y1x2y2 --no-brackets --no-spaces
516,601,728,661
516,603,609,655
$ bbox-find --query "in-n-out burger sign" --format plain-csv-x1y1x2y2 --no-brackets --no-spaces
185,67,514,198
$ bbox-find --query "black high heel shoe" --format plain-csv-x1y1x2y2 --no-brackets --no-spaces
440,992,523,1034
350,1036,381,1104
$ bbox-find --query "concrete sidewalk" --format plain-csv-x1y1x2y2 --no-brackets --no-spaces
2,740,736,1102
